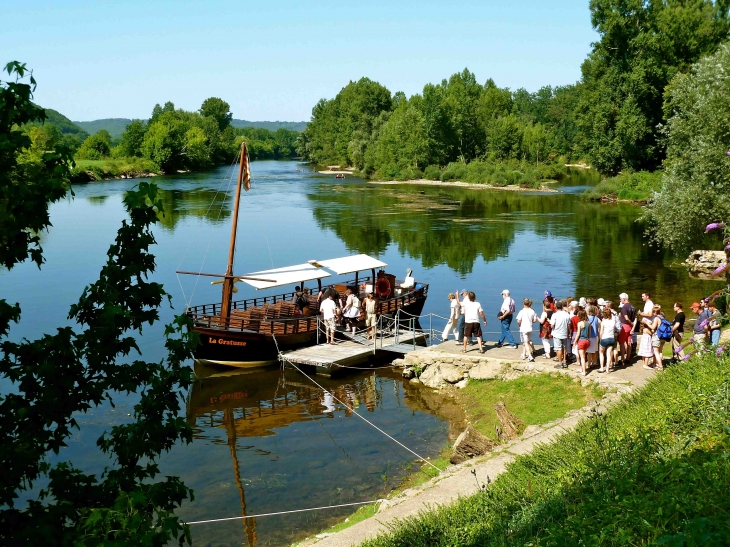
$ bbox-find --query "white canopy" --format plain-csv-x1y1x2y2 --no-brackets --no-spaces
240,254,386,290
316,254,388,275
242,263,331,290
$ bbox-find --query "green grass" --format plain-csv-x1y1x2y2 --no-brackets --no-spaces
582,170,662,202
361,354,730,546
70,157,159,182
324,503,381,534
458,374,603,440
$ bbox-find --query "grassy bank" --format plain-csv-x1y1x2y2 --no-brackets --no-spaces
458,374,603,440
361,354,730,546
371,159,567,189
70,158,160,183
582,170,662,202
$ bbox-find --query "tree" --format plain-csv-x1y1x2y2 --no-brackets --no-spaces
200,97,232,131
575,0,730,173
76,130,112,159
644,42,730,252
119,119,147,157
1,62,195,545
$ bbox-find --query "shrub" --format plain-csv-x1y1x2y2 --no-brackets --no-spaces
423,164,441,180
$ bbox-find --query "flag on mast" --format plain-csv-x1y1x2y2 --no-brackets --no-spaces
242,143,252,191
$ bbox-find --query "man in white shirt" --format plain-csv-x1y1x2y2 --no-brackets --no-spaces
497,289,517,349
462,292,487,354
516,298,538,362
319,293,338,344
639,292,654,319
550,301,571,368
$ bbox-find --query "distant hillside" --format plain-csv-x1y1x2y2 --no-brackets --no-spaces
73,118,132,139
43,109,89,138
231,119,307,132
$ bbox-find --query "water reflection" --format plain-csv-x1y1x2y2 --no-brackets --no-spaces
183,366,458,546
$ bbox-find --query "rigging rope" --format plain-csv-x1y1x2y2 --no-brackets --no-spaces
186,499,384,525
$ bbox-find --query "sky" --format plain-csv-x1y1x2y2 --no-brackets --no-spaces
2,0,598,122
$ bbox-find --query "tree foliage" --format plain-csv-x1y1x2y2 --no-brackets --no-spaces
1,62,196,545
76,129,112,159
644,41,730,251
575,0,730,173
199,97,232,131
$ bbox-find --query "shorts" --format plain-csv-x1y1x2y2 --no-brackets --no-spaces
618,323,633,344
365,314,377,327
600,338,615,349
324,317,337,333
520,332,532,345
651,334,663,348
576,339,590,351
553,337,566,350
464,322,482,338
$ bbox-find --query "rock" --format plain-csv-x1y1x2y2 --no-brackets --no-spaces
469,362,503,380
392,358,406,367
494,401,525,440
684,250,725,274
419,364,443,388
440,364,464,383
450,423,496,464
454,378,468,389
402,367,415,379
409,377,421,385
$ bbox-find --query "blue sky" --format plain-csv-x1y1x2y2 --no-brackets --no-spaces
2,0,598,122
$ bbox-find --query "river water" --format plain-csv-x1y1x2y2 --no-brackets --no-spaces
1,161,721,546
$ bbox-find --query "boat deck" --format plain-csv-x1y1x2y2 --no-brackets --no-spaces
281,331,428,376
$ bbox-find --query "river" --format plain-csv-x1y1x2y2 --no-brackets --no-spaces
1,161,721,546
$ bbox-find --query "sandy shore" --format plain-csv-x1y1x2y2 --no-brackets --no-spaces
367,179,559,193
317,170,354,175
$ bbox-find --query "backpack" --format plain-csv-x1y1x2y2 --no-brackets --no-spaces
657,317,673,341
295,292,308,310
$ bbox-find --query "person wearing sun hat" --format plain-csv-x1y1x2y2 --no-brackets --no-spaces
497,289,517,349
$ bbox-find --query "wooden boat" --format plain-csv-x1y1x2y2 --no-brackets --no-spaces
179,143,429,369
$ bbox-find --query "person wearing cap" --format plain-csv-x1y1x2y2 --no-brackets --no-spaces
691,301,710,346
543,290,556,312
497,289,517,349
617,293,637,365
597,298,606,313
456,289,470,345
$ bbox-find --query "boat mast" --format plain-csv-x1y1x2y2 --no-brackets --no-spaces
221,142,248,320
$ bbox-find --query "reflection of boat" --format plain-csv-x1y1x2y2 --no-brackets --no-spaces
178,143,429,368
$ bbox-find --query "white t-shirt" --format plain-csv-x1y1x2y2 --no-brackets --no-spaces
643,299,654,316
450,299,461,320
600,318,615,340
320,299,337,320
516,308,537,333
550,310,571,339
462,301,483,323
500,297,515,315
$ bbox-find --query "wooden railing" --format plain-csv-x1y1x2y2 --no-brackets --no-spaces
186,280,429,336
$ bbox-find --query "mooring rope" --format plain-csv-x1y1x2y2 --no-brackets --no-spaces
186,499,384,525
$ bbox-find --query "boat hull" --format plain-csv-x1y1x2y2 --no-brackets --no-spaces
191,297,427,368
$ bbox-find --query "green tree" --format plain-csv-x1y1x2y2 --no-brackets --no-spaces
1,62,196,545
119,119,147,157
200,97,232,131
76,129,112,159
575,0,730,173
645,41,730,252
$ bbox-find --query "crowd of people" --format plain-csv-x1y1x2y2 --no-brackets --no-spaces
442,289,725,375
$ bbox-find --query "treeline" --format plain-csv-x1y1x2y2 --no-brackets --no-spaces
24,97,299,181
298,0,730,247
298,74,576,186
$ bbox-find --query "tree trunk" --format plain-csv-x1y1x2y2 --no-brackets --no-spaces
494,401,525,441
450,423,496,464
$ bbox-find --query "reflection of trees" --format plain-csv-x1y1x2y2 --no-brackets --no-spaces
151,187,232,231
309,185,526,274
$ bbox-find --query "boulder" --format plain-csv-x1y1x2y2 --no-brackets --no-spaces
392,358,406,367
684,250,725,274
419,363,464,388
469,361,503,380
409,377,421,385
450,424,496,464
402,367,415,379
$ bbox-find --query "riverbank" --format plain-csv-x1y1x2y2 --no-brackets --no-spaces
298,337,730,546
368,179,559,192
581,170,661,204
70,158,162,183
295,341,652,546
